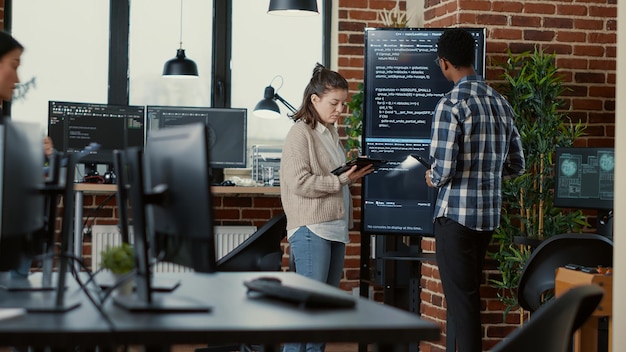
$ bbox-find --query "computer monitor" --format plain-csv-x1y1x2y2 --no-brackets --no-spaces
554,147,614,211
0,121,80,312
47,101,145,180
114,123,215,312
146,106,247,182
0,120,46,272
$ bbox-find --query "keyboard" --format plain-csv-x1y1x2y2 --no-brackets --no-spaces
244,277,356,309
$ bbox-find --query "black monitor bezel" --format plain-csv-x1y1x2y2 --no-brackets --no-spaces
146,105,247,169
553,147,614,211
47,100,146,167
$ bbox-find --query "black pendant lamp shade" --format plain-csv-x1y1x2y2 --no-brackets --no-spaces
163,0,198,77
268,0,319,16
163,48,198,77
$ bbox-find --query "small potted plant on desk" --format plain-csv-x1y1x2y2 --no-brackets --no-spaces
100,242,135,295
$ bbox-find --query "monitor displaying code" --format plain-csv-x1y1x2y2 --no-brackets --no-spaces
361,28,486,235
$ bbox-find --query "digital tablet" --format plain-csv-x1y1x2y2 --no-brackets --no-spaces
331,157,388,176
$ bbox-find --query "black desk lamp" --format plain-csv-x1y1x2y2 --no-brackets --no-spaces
253,77,297,119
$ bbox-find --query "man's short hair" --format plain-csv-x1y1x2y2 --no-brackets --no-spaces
437,28,475,68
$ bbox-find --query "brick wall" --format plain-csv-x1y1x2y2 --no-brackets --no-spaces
3,0,616,350
337,0,616,351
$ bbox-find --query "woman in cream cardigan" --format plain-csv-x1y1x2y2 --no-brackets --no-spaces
280,63,373,352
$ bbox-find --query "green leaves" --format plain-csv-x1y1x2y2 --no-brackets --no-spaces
490,47,589,315
100,242,134,274
345,83,364,159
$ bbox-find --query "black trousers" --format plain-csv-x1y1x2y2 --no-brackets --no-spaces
434,217,493,352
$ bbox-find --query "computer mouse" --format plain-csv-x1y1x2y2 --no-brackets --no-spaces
220,180,236,186
255,276,282,284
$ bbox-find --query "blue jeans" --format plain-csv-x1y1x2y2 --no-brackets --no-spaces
283,226,346,352
10,255,32,279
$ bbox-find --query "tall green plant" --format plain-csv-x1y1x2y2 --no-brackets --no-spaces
490,48,588,315
345,83,363,158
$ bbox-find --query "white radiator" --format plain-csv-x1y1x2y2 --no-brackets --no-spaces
91,225,257,272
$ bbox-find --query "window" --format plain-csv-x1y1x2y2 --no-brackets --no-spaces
9,0,327,165
10,0,109,132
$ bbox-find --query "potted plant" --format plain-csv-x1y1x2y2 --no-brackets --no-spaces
489,47,589,317
100,242,135,295
100,242,135,274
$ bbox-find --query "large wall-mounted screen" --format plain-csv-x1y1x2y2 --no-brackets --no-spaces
361,28,486,235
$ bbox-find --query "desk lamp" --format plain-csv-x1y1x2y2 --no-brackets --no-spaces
267,0,319,16
163,0,198,77
253,76,297,119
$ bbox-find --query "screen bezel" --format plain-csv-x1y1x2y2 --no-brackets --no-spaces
146,105,248,169
361,27,486,236
47,101,146,166
553,147,614,210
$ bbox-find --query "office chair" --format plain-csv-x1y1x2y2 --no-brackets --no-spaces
216,213,287,271
517,233,613,312
492,284,603,352
197,213,287,352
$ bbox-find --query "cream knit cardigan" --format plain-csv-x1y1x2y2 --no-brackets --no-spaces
280,121,353,232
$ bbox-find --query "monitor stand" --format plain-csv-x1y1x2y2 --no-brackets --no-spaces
113,292,211,313
112,270,209,313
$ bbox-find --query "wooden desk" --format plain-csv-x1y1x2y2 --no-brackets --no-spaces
0,272,440,351
73,183,281,195
555,267,613,352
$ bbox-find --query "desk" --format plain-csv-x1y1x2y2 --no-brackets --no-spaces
0,272,440,350
555,267,613,352
72,184,281,265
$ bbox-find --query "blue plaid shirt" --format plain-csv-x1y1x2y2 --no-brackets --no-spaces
429,75,525,231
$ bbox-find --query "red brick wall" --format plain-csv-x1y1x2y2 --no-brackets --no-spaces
337,0,616,351
4,1,616,350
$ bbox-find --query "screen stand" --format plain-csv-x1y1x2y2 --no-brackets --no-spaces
114,148,210,313
210,167,224,185
24,153,82,313
597,209,613,240
113,291,211,313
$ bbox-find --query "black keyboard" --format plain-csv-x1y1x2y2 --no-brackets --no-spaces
244,277,356,309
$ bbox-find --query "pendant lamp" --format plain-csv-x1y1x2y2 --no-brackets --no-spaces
268,0,319,16
163,0,198,77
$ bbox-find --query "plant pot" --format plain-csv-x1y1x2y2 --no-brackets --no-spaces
113,273,134,296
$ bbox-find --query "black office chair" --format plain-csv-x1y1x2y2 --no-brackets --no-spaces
216,213,287,271
517,233,613,312
198,213,287,352
492,284,604,352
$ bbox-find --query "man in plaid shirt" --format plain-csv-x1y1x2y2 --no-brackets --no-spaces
425,28,525,352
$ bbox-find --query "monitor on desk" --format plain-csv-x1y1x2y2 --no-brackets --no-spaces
116,123,215,312
47,101,145,181
0,120,46,272
147,106,247,183
554,147,614,210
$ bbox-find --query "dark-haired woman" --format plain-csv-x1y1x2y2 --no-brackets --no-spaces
280,63,373,352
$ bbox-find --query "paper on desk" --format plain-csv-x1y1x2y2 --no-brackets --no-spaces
0,308,26,321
